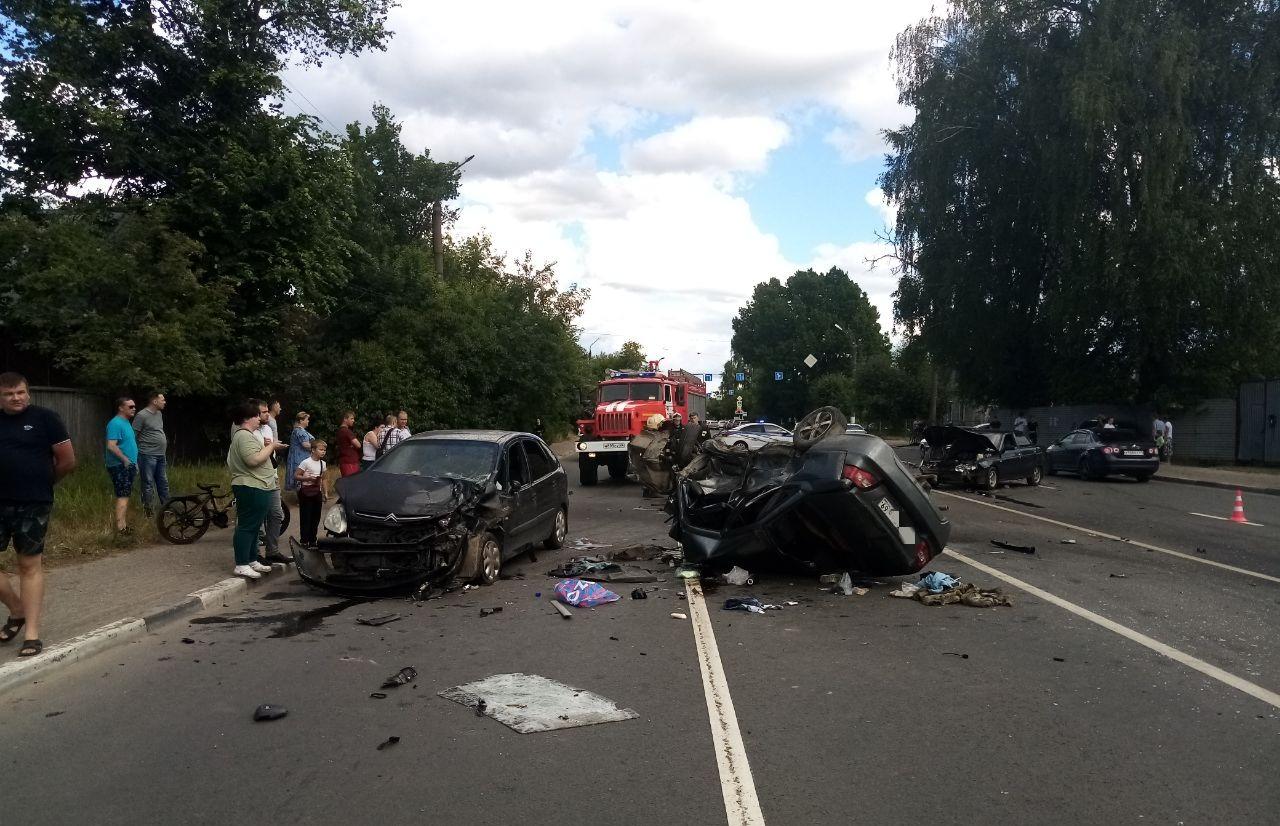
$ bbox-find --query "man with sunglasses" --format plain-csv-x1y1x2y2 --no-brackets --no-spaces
105,397,139,535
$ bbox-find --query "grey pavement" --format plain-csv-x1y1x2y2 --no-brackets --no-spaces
2,447,1278,824
1154,461,1280,494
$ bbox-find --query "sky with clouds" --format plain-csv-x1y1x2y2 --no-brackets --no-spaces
283,1,937,391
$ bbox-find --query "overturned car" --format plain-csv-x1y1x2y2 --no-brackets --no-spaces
920,426,1045,490
293,431,568,595
667,408,951,576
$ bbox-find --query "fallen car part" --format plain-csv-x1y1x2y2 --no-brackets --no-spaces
670,612,687,620
439,673,638,733
376,736,401,751
253,704,287,722
356,613,402,627
551,600,573,619
546,558,658,583
631,588,648,599
369,692,388,699
723,597,782,613
990,539,1036,555
380,666,418,689
480,607,502,617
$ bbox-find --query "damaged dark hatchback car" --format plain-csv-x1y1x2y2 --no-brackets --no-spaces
293,431,568,595
668,408,951,577
920,425,1046,490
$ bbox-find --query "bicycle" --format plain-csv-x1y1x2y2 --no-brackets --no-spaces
157,483,291,545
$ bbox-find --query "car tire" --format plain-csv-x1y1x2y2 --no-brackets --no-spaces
607,455,628,481
1026,465,1042,486
793,406,848,451
1079,456,1098,480
579,455,598,487
544,508,567,549
478,533,502,585
1134,474,1151,483
983,468,999,490
733,440,750,451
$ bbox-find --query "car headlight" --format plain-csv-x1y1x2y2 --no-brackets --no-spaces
323,504,348,535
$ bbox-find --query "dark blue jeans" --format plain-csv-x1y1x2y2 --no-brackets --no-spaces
138,453,170,509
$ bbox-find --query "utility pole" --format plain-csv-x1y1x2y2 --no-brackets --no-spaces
431,154,475,277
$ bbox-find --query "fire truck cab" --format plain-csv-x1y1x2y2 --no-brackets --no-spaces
575,369,708,486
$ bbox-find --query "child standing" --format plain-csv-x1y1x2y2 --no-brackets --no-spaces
294,439,328,547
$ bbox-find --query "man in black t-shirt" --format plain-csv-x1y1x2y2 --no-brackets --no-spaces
0,372,77,657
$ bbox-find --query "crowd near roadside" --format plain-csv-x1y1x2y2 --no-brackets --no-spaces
0,369,428,657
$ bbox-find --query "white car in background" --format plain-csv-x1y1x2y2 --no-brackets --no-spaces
721,422,793,450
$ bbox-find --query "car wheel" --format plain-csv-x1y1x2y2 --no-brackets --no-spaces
1026,465,1042,486
1078,456,1096,480
1134,474,1151,483
544,508,567,549
733,440,750,451
983,468,999,490
479,533,501,585
793,406,848,451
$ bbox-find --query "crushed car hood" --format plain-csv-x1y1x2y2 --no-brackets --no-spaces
336,472,479,518
923,426,1001,455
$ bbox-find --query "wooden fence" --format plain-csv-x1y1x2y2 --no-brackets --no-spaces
28,386,112,460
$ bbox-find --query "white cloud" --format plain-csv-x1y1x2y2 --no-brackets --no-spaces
283,1,937,387
623,116,790,175
864,186,897,230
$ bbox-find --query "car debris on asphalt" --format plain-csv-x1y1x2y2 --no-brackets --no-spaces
630,588,648,599
355,613,402,627
890,572,1013,608
253,704,288,722
723,597,783,613
439,673,638,733
991,539,1036,554
545,557,659,583
720,565,753,586
480,607,503,617
380,666,418,689
670,612,687,620
376,736,401,750
551,600,573,619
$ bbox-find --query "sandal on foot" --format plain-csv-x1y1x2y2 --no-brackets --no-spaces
18,639,42,657
0,616,25,643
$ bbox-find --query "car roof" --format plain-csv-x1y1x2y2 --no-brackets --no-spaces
408,430,531,445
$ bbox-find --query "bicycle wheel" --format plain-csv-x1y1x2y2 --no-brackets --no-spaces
157,497,211,544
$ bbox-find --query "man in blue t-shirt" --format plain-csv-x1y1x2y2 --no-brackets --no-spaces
0,372,77,657
105,397,139,534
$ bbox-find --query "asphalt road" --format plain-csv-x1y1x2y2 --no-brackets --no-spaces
2,459,1278,825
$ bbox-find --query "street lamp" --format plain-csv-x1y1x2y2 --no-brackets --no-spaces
433,154,476,276
833,323,858,373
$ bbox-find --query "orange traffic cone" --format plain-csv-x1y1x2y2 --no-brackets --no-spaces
1230,489,1248,523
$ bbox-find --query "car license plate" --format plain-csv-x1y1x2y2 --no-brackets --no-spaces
603,442,627,450
1123,450,1143,457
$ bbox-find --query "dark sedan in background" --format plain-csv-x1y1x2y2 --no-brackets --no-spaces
921,425,1046,489
294,431,568,595
1045,428,1160,481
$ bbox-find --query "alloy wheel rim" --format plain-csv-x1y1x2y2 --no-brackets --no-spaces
555,512,566,542
482,540,500,580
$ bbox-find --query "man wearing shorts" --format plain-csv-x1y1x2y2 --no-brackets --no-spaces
0,372,76,657
105,396,139,534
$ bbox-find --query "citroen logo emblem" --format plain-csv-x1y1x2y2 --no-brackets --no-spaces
383,513,399,524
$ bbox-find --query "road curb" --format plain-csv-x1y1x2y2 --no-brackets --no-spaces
1151,474,1280,497
0,618,147,696
0,568,287,696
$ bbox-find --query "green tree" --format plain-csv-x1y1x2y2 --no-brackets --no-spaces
731,267,889,422
884,0,1280,406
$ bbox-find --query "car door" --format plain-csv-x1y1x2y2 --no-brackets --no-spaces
501,440,538,552
520,439,558,542
995,434,1019,479
1062,432,1091,470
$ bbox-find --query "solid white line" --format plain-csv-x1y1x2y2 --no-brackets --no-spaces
1189,512,1264,527
944,548,1280,711
934,490,1280,585
685,579,766,826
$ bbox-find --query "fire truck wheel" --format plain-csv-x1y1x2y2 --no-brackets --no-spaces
607,455,629,480
579,455,598,486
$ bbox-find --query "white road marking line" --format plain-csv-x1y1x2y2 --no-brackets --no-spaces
935,489,1280,585
944,548,1280,711
1190,512,1265,527
685,579,766,826
1039,484,1061,491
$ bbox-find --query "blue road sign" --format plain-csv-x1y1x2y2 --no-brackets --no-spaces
704,373,713,381
735,372,745,382
774,371,784,381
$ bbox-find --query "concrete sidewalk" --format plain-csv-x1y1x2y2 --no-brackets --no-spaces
1154,463,1280,495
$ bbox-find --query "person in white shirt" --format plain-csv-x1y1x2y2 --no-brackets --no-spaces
1163,416,1173,462
254,401,289,564
1013,412,1028,436
293,440,328,547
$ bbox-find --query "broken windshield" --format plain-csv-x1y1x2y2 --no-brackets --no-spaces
372,440,498,482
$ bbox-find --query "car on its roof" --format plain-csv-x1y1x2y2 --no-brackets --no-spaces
293,430,568,595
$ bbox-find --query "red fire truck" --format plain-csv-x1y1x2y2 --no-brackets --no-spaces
575,369,708,486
